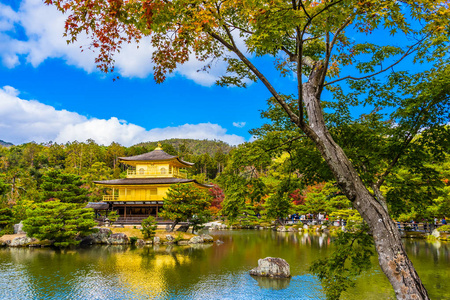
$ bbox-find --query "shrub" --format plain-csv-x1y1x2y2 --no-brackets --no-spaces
129,236,138,245
0,207,14,235
107,211,119,223
437,225,450,232
23,200,97,247
141,216,157,239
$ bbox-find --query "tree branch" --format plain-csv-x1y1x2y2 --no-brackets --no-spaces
263,135,307,152
317,17,352,97
375,95,436,189
208,31,300,126
324,37,425,86
298,0,311,20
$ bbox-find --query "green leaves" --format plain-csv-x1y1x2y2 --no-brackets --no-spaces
310,227,374,300
216,57,258,88
141,215,157,239
23,200,96,247
160,183,212,224
40,169,89,204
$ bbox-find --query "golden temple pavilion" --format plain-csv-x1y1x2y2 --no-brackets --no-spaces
94,144,211,222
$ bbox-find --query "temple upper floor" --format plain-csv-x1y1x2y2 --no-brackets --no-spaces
118,144,193,179
126,163,187,179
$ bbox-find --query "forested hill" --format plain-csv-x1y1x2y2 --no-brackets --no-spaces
135,139,234,156
0,140,13,147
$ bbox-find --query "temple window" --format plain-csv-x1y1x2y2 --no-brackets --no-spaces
160,167,167,175
139,168,145,175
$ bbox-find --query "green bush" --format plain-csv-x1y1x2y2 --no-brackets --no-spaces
0,207,14,235
23,200,97,247
107,211,119,223
174,232,184,242
437,225,450,232
141,216,157,239
129,236,138,245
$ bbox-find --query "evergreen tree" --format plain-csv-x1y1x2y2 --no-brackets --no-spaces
23,200,97,247
265,179,293,225
40,169,89,203
141,216,157,239
160,183,212,232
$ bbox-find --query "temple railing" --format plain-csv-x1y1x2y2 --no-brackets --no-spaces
102,195,165,201
126,170,187,179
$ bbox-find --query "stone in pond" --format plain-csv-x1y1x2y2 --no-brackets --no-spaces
136,239,145,247
201,234,214,243
107,233,129,245
10,236,38,247
249,257,291,278
189,236,204,244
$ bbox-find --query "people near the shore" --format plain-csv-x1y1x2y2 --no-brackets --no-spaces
434,217,438,225
411,220,418,231
442,217,447,225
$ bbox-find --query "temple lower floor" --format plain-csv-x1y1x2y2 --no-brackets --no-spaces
106,201,164,219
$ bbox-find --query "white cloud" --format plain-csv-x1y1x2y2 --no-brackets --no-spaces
232,122,246,128
0,86,245,146
0,0,229,86
2,85,19,96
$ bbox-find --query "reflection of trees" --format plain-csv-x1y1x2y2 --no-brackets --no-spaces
1,232,448,299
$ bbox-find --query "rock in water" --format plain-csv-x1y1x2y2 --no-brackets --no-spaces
432,229,441,239
10,236,37,247
165,235,175,244
81,228,112,245
107,233,129,245
188,236,204,244
201,234,214,243
249,257,291,278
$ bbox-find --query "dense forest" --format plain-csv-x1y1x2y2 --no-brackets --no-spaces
135,138,234,156
1,121,449,231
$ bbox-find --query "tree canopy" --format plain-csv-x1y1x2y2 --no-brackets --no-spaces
160,183,212,231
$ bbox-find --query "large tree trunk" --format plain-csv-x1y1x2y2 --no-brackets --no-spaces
299,68,429,299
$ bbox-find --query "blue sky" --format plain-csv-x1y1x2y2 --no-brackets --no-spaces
0,1,428,147
0,0,300,146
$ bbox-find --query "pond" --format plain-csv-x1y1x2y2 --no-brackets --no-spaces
0,230,449,300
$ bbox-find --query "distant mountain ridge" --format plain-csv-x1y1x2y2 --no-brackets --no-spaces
0,140,13,147
135,138,234,156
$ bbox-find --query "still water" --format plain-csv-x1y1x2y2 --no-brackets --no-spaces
0,230,449,300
